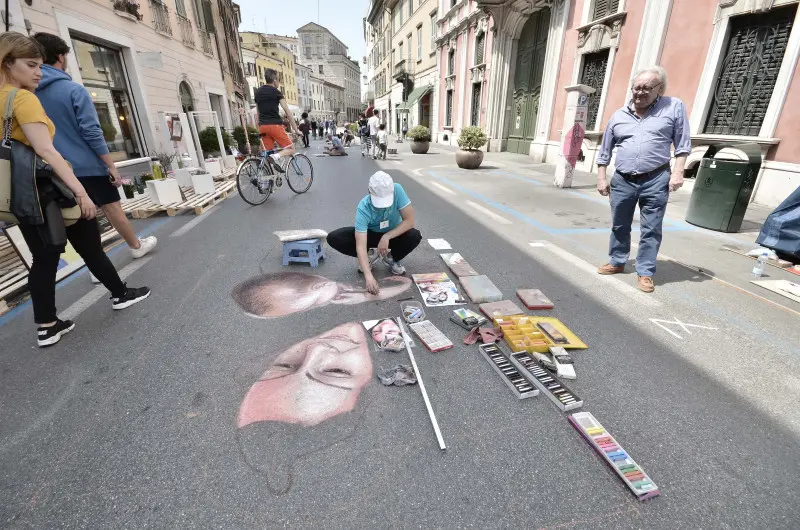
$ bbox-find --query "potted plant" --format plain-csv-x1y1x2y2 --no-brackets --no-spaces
456,126,488,169
407,125,431,154
112,0,144,21
198,126,233,157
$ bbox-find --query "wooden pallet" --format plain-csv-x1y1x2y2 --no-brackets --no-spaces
125,180,237,219
0,234,27,302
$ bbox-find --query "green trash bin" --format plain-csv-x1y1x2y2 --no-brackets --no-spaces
685,143,762,233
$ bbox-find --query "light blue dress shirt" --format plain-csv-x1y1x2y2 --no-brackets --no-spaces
596,96,692,174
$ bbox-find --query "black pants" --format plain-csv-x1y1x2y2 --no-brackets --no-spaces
327,227,422,262
302,131,310,147
18,218,127,324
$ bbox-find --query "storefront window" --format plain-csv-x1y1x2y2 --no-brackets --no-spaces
70,37,143,161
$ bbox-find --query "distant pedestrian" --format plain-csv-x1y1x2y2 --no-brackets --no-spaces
377,123,388,159
401,119,408,140
33,33,157,263
595,66,690,293
310,118,317,139
298,112,310,148
367,111,380,158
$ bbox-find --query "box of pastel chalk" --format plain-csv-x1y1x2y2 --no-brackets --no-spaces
569,411,660,501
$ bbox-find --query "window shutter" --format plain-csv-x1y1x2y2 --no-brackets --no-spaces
704,5,795,136
579,50,609,130
475,33,485,65
592,0,619,20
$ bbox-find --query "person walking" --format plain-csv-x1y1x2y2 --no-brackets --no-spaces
595,66,690,293
0,32,150,346
310,118,317,139
32,33,157,262
401,119,408,141
298,112,310,148
367,111,380,159
327,171,422,295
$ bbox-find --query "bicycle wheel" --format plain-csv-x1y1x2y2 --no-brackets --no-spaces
237,157,272,205
286,154,314,194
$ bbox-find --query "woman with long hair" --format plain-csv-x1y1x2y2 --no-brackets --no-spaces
0,32,150,347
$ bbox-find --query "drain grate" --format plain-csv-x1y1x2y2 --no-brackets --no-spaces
478,343,538,399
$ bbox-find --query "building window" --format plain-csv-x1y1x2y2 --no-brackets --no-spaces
408,0,413,16
475,32,485,65
579,49,609,130
407,36,411,64
417,29,422,60
398,43,402,63
470,83,482,126
591,0,619,20
447,49,455,75
431,14,437,49
704,5,796,136
446,89,453,126
399,0,404,26
319,65,324,74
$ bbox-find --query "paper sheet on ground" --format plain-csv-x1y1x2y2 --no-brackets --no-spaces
274,229,328,242
412,273,464,306
427,238,452,250
750,280,800,303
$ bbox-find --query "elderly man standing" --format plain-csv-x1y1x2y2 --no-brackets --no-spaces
595,66,691,293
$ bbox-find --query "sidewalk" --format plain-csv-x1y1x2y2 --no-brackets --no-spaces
390,138,799,312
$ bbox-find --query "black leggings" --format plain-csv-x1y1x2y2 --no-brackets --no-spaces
327,227,422,262
302,132,310,147
18,218,127,324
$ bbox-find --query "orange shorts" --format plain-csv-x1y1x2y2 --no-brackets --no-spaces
258,124,293,150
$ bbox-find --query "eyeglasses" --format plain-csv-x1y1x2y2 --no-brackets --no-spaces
631,82,661,94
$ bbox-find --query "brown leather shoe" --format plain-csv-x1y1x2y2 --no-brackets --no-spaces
638,276,655,293
597,263,625,275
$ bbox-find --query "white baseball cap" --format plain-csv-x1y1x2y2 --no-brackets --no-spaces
368,171,394,208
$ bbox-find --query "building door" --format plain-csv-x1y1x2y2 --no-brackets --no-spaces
419,92,431,128
506,8,550,155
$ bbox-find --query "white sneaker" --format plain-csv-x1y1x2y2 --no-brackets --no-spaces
383,255,406,275
131,236,157,259
358,249,380,274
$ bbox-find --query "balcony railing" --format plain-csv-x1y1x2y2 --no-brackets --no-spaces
394,60,414,80
201,31,214,56
176,14,194,47
149,0,172,36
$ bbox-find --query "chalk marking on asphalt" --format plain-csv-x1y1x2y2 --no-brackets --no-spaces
529,241,662,308
60,257,152,321
430,181,457,195
412,168,424,177
466,200,512,225
649,317,718,339
170,206,218,237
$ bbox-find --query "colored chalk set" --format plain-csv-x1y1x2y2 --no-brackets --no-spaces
508,351,583,411
478,343,538,399
569,412,660,500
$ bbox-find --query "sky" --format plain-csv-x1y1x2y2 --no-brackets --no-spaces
236,0,370,85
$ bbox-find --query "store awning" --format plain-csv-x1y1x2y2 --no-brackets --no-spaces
398,86,432,110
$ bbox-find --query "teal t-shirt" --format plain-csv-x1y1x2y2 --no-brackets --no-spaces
354,183,411,233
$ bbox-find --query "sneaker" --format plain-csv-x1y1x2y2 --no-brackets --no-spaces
89,272,100,284
37,318,75,347
111,285,151,310
382,255,406,275
269,154,286,173
357,249,380,274
131,236,157,259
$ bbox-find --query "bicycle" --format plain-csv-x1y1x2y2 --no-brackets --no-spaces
236,146,314,206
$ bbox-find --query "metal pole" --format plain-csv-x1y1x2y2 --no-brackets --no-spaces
397,320,446,450
5,0,9,32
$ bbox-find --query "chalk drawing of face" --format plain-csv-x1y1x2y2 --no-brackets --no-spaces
237,322,372,428
368,318,405,352
232,272,412,318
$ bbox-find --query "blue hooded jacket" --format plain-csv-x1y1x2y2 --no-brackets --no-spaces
35,64,110,178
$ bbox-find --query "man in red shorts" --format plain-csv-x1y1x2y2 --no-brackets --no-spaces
254,68,300,173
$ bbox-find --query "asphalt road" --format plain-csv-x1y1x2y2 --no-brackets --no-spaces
1,139,799,529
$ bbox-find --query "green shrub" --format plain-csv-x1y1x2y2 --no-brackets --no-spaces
233,126,260,152
199,126,233,155
100,122,117,142
407,125,431,142
347,123,359,134
457,126,487,150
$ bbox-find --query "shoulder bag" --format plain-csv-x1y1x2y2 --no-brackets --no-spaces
0,88,81,229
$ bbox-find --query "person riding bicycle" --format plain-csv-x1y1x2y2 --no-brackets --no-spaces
254,68,299,173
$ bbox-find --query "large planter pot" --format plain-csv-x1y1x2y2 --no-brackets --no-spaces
456,149,484,169
410,140,430,154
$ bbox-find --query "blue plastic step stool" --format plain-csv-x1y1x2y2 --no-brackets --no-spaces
282,238,326,267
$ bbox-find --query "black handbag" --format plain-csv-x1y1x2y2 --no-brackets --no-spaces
0,88,81,238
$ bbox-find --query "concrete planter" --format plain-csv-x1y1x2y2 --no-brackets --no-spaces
456,149,484,170
410,140,430,154
146,179,183,205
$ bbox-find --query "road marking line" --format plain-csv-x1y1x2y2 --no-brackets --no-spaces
430,181,457,195
529,241,662,308
650,317,718,339
170,206,218,237
466,200,512,225
60,257,152,321
412,168,424,177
